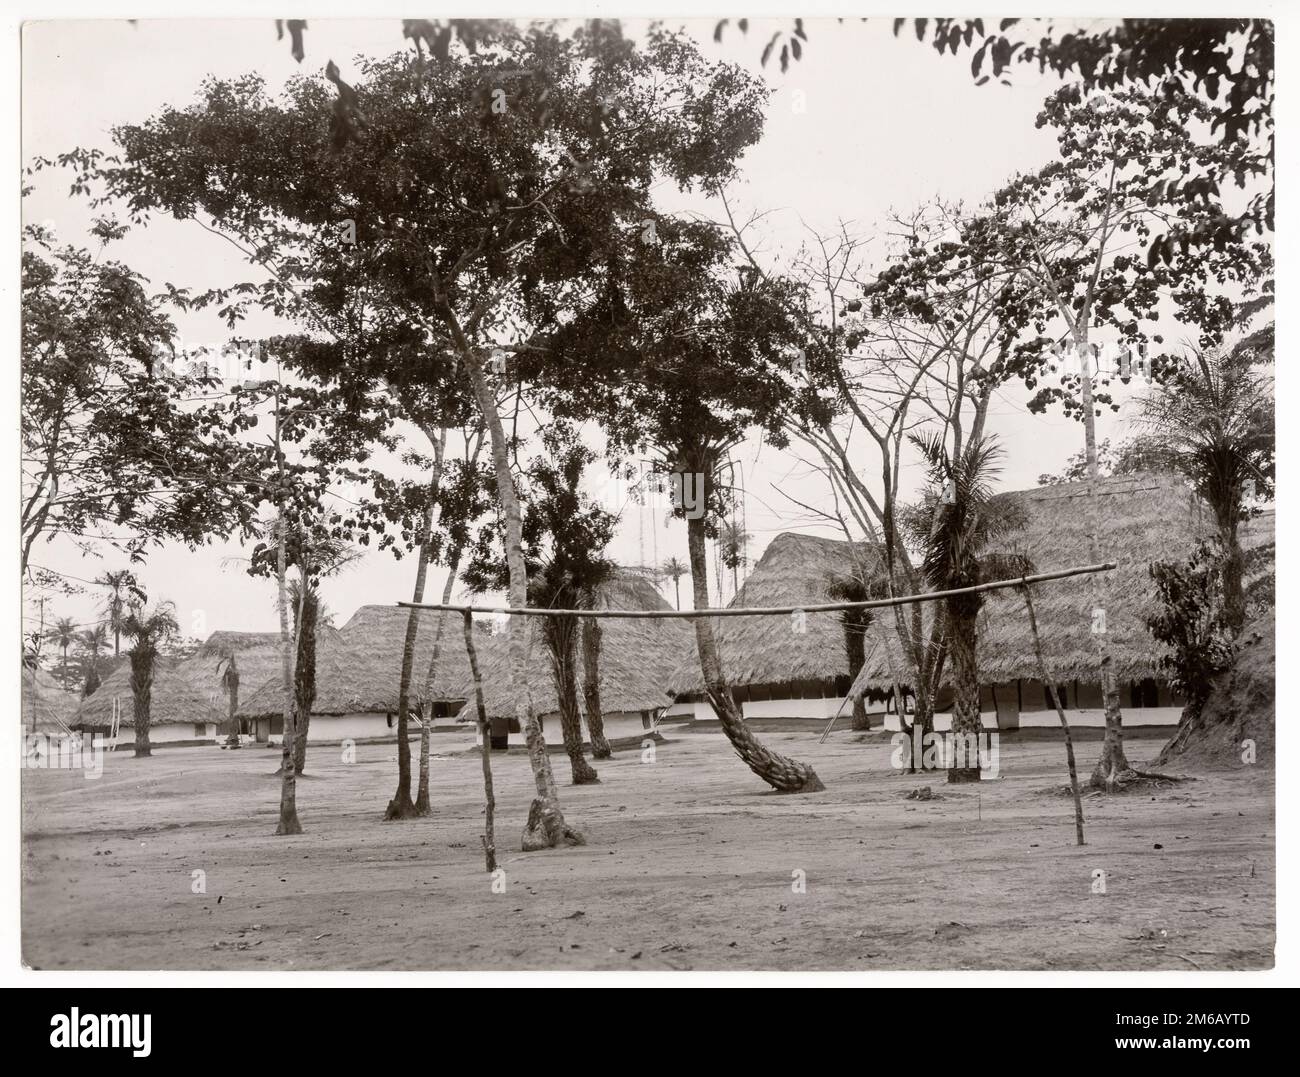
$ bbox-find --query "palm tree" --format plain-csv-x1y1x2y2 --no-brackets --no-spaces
76,624,108,698
121,600,179,758
909,433,1030,781
719,520,752,601
96,570,138,656
661,556,688,610
1135,338,1273,634
46,616,77,686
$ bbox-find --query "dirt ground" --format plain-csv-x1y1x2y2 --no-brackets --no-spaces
21,725,1274,971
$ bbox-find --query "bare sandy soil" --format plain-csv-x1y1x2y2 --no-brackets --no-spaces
21,726,1274,970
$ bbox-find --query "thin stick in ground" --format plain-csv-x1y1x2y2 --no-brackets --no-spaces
462,610,496,872
1020,583,1085,846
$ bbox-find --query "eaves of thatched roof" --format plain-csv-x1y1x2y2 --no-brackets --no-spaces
852,471,1230,693
456,572,694,721
665,531,881,697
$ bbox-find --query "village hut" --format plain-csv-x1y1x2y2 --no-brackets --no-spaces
456,571,695,748
192,631,285,743
69,657,225,746
851,471,1266,731
235,624,409,744
21,665,80,736
335,604,498,727
665,532,883,722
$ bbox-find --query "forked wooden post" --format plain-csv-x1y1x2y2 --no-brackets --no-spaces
461,609,497,872
1020,583,1086,846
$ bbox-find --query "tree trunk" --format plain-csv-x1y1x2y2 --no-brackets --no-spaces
545,614,599,784
673,578,681,610
130,656,152,758
580,611,613,759
461,610,496,872
389,433,448,819
946,602,982,783
386,509,433,819
454,333,581,849
685,512,824,793
275,510,303,835
845,615,869,731
415,544,462,816
1076,342,1132,788
225,659,241,748
292,586,318,776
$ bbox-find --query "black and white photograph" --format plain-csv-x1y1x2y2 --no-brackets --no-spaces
6,3,1291,1009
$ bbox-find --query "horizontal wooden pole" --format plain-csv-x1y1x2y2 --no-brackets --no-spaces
396,562,1117,620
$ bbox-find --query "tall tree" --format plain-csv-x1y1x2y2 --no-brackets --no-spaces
536,218,824,793
464,432,617,786
1134,337,1274,634
96,570,139,657
661,556,688,610
76,624,108,698
20,219,259,574
906,435,1030,780
100,23,769,845
121,600,179,759
46,616,77,686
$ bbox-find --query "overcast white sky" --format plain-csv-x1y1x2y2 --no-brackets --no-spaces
22,17,1170,638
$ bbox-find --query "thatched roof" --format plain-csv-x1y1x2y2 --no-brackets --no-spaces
70,656,226,729
21,666,79,734
330,603,502,713
666,532,881,697
852,471,1217,692
455,572,694,721
236,625,377,718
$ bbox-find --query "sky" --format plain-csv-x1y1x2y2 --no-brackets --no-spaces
21,16,1166,642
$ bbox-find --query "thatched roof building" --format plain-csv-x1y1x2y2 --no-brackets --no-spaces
666,531,881,704
337,604,501,715
236,625,370,718
455,572,694,722
21,666,79,734
852,471,1220,695
70,657,225,731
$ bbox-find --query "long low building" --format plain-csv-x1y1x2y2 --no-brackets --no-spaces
854,472,1275,731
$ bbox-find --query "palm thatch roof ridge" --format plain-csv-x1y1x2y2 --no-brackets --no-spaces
665,531,881,697
455,571,695,721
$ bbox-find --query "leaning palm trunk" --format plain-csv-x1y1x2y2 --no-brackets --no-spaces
580,613,613,759
415,544,462,816
130,655,153,758
546,614,599,784
945,602,982,783
685,514,824,793
450,325,581,849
